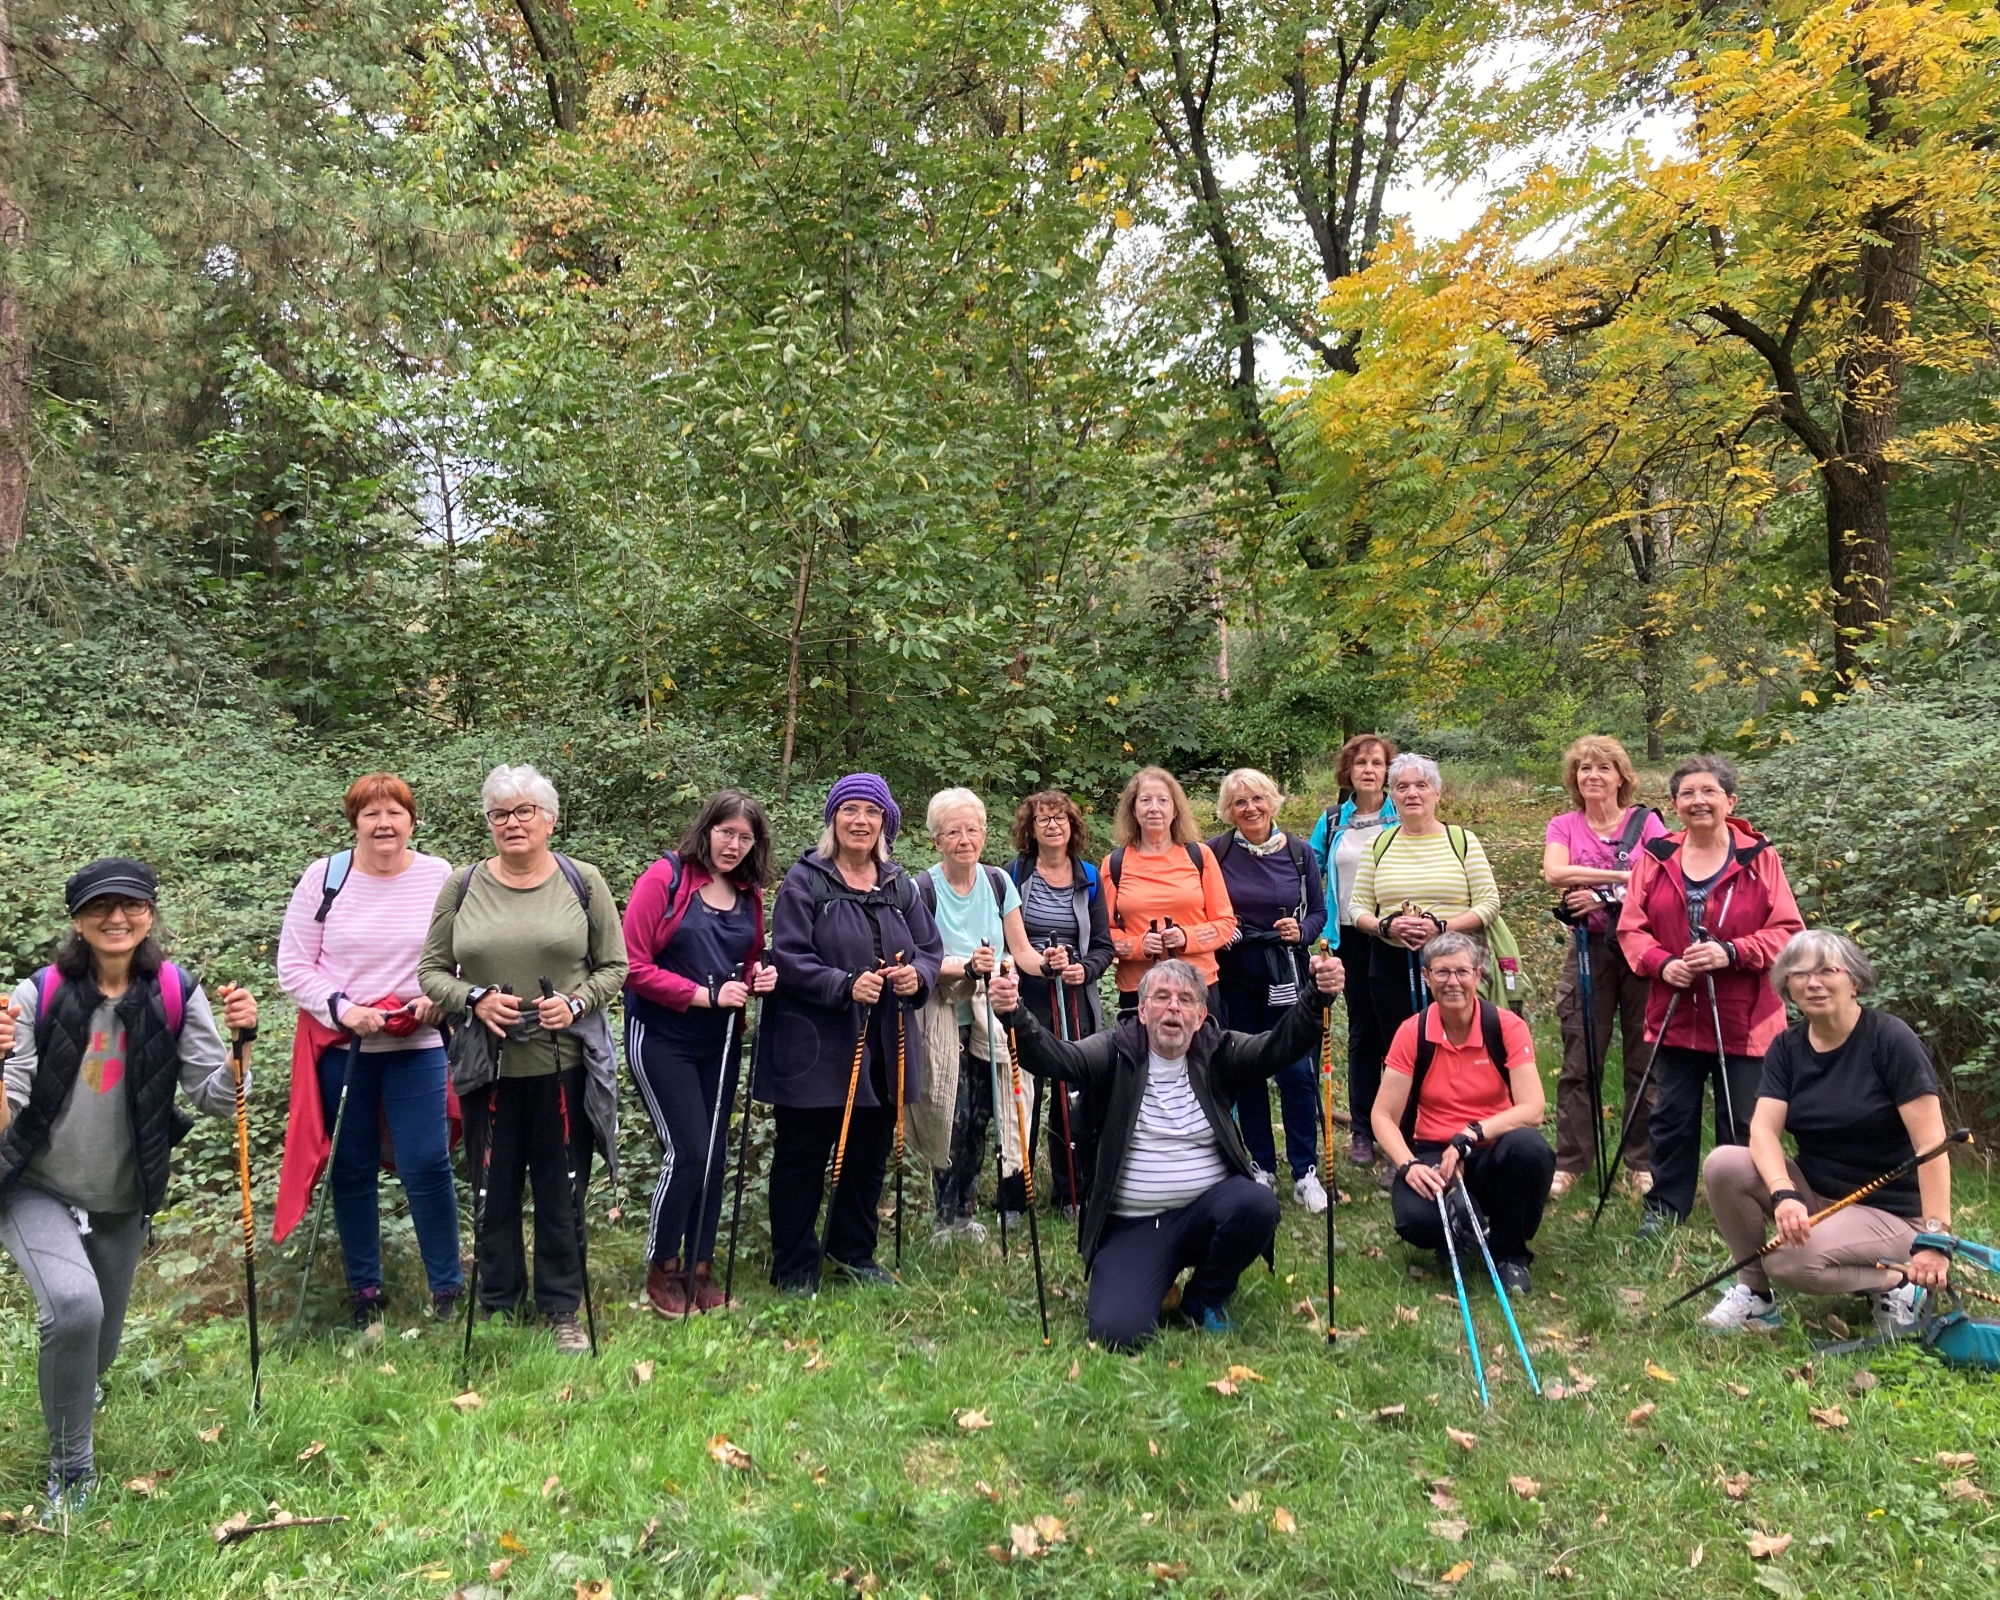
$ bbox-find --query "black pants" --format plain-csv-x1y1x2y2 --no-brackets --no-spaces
934,1027,994,1223
1334,932,1393,1131
1087,1176,1279,1350
628,1010,742,1267
464,1069,590,1316
1647,1043,1762,1220
1366,941,1427,1064
767,1093,894,1290
1390,1129,1556,1264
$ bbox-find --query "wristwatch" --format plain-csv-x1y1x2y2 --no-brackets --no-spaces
565,993,586,1019
1917,1219,1952,1237
466,985,494,1010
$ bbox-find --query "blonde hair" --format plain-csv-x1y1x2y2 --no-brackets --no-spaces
1112,766,1203,848
925,787,987,836
1216,767,1283,821
814,821,893,863
1560,736,1639,810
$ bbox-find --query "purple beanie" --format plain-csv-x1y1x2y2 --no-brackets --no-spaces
824,772,901,845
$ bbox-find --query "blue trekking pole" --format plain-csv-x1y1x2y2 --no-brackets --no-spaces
1452,1175,1541,1394
1436,1189,1489,1408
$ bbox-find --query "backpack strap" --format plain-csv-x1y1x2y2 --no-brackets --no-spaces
1107,846,1125,893
982,863,1010,920
1207,831,1234,871
1445,824,1469,864
1614,806,1657,869
1287,834,1309,909
315,849,355,923
916,871,938,917
1080,860,1099,900
1477,999,1511,1089
1400,1001,1513,1142
453,857,597,968
1185,840,1204,875
159,962,187,1036
1371,825,1401,865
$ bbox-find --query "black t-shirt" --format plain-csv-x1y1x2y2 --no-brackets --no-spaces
1758,1009,1939,1217
1683,841,1735,935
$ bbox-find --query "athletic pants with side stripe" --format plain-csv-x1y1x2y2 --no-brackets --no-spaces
627,1010,742,1268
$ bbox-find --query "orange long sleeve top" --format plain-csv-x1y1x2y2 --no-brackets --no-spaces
1101,842,1238,994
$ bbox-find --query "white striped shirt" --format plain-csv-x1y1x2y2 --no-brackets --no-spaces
1112,1052,1229,1216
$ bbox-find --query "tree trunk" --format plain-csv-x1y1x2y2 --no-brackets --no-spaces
779,535,816,804
0,0,28,547
1625,482,1669,760
1820,460,1893,678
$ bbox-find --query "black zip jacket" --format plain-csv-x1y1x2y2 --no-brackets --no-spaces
998,987,1330,1268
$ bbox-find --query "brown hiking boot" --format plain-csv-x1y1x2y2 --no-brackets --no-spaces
549,1312,590,1355
646,1261,690,1319
689,1264,728,1314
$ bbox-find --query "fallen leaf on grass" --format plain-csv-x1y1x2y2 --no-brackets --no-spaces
197,1424,225,1444
1720,1472,1752,1500
542,1475,561,1499
1374,1404,1406,1422
1207,1379,1239,1396
574,1582,613,1600
1147,1439,1159,1456
499,1532,529,1555
1291,1298,1319,1324
1270,1507,1297,1536
212,1509,349,1546
1618,1289,1645,1309
123,1470,175,1497
1626,1403,1657,1426
1825,1314,1850,1340
1747,1531,1792,1560
1809,1406,1848,1430
1849,1369,1878,1393
377,1363,397,1375
1033,1514,1067,1544
708,1436,754,1471
1429,1518,1469,1542
1147,1561,1187,1582
488,1559,513,1580
296,1441,326,1464
1445,1427,1477,1452
1229,1491,1261,1514
1943,1478,1993,1504
1225,1365,1265,1383
1936,1451,1978,1469
1724,1382,1751,1399
451,1392,482,1412
632,1361,654,1384
1645,1361,1677,1383
801,1352,827,1372
1428,1489,1461,1513
974,1481,1001,1504
1689,1544,1703,1569
1068,1359,1081,1380
1507,1476,1540,1499
1010,1523,1043,1560
986,1545,1013,1566
956,1409,993,1431
1395,1305,1420,1325
1440,1560,1473,1583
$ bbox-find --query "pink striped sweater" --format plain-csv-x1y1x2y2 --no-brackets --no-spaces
278,850,454,1053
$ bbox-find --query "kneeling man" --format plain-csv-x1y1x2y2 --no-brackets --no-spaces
1372,933,1555,1295
990,953,1342,1349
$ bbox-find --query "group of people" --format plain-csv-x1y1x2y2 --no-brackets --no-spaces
0,743,1962,1513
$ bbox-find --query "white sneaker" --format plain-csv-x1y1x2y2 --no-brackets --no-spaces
1293,1169,1329,1214
1251,1169,1277,1193
1548,1170,1577,1200
1701,1283,1782,1333
1873,1282,1921,1338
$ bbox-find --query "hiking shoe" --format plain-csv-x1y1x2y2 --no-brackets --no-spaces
350,1286,385,1330
998,1210,1026,1230
1625,1168,1655,1198
1348,1134,1376,1167
1636,1203,1677,1242
1872,1282,1922,1339
689,1267,728,1313
932,1216,989,1245
646,1261,690,1320
549,1312,590,1354
1251,1169,1277,1193
833,1259,896,1289
1702,1282,1782,1333
431,1289,462,1323
1182,1300,1238,1335
1496,1259,1532,1298
1294,1168,1330,1215
39,1470,93,1525
1548,1170,1578,1200
775,1274,819,1298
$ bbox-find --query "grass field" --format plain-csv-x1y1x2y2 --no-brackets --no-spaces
3,775,1997,1598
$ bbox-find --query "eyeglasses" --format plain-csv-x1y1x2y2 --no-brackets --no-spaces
79,897,154,919
1427,966,1479,985
1795,965,1849,982
485,804,544,825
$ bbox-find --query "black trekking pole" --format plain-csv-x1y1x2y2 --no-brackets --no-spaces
221,991,262,1415
692,965,744,1313
460,1080,497,1383
1703,970,1739,1144
722,977,765,1309
999,959,1051,1345
290,1033,362,1345
1590,986,1680,1230
977,949,1009,1260
1045,942,1082,1219
1574,926,1609,1198
543,977,599,1357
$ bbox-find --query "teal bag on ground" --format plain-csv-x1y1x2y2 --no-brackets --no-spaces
1913,1232,2000,1372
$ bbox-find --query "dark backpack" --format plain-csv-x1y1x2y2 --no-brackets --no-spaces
1399,1000,1513,1143
1206,830,1309,908
452,854,601,971
1613,805,1658,869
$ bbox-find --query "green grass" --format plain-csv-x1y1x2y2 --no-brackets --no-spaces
3,782,1997,1597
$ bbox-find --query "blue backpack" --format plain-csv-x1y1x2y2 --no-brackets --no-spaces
1912,1232,2000,1371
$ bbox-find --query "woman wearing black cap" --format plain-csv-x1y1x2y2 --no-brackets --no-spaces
0,857,260,1515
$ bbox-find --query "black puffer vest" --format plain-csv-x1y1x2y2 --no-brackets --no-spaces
0,965,195,1216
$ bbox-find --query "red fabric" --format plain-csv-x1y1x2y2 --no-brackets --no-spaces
1617,815,1804,1057
1385,1004,1538,1144
622,852,768,1011
271,1015,463,1243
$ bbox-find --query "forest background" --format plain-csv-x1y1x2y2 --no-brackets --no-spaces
1,0,1999,1095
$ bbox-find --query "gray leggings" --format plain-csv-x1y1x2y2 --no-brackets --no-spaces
0,1187,146,1481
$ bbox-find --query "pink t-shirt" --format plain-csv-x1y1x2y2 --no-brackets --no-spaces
278,851,454,1051
1545,807,1667,932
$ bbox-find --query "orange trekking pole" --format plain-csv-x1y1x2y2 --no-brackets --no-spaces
1312,940,1338,1346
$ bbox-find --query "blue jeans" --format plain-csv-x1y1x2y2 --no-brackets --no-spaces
1219,985,1322,1180
317,1043,462,1296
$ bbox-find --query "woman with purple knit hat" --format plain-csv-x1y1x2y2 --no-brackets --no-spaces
752,774,943,1293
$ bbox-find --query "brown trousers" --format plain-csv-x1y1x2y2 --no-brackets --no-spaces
1553,928,1654,1176
1702,1145,1913,1296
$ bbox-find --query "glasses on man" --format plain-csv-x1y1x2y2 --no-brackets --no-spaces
485,803,543,825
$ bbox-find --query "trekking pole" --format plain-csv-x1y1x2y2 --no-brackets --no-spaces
1702,971,1739,1144
1045,944,1081,1217
830,960,885,1195
290,1032,362,1345
890,951,908,1272
543,977,599,1357
999,959,1051,1345
1436,1187,1488,1409
1313,939,1338,1345
1658,1129,1973,1314
722,979,765,1309
1590,986,1680,1231
1573,926,1609,1198
460,1082,498,1384
693,965,744,1314
1452,1175,1540,1394
1405,947,1422,1016
221,988,263,1415
977,949,1009,1259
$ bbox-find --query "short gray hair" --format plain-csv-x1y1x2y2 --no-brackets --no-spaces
926,787,987,835
1387,752,1442,794
1771,928,1877,997
1137,959,1208,1008
1420,930,1486,972
481,763,559,821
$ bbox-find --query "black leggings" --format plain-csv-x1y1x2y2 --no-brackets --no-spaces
766,1064,895,1290
1389,1129,1557,1263
464,1069,590,1316
1334,933,1393,1130
934,1027,994,1223
628,1010,742,1267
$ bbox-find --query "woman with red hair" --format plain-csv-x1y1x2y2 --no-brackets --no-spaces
277,774,459,1327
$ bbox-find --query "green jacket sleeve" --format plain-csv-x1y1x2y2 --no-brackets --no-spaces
574,863,630,1015
417,866,475,1014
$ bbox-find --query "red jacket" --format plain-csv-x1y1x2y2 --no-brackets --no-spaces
621,851,768,1023
1617,815,1803,1057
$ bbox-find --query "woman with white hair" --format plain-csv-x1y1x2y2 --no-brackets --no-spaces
1698,930,1953,1338
418,764,628,1354
916,788,1051,1237
1208,768,1329,1212
1348,754,1500,1175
